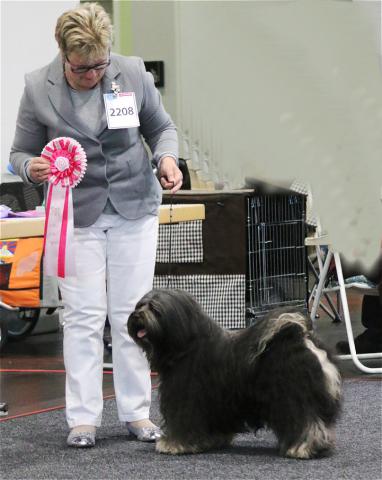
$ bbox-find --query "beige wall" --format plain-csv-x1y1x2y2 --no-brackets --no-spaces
1,1,77,177
130,0,381,268
129,1,178,122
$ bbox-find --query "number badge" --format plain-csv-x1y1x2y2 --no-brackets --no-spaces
103,92,140,129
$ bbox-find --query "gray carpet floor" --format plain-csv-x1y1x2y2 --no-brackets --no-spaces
1,380,381,480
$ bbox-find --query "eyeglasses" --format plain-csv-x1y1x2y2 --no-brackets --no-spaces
65,55,110,74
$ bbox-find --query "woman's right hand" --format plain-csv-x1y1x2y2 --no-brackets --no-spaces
28,157,51,183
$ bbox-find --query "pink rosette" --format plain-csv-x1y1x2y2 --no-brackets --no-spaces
41,137,87,188
41,137,87,278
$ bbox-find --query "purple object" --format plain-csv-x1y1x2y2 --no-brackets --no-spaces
0,205,11,218
0,205,45,219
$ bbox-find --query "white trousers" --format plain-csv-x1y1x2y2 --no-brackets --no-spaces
58,213,158,428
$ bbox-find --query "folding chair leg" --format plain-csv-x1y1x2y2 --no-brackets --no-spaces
308,256,341,321
333,252,382,374
310,250,333,324
317,298,341,322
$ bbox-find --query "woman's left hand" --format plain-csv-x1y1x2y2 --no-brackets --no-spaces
159,156,183,193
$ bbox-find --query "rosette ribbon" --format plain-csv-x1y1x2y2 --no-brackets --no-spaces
41,137,87,278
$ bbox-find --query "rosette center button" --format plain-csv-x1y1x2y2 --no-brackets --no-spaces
55,156,70,172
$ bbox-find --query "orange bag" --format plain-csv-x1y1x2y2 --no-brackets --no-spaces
0,237,43,308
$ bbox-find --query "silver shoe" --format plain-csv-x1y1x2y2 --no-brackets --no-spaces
127,423,162,442
67,430,96,448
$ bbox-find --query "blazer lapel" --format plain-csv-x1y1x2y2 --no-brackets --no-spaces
47,54,121,142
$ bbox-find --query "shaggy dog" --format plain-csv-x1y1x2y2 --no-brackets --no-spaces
128,289,341,459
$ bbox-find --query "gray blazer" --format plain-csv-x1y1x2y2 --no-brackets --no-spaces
10,53,178,227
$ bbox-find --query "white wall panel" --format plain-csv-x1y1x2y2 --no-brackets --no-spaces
174,0,382,268
1,0,77,175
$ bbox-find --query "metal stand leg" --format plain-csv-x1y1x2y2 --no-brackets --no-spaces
308,255,341,321
310,250,333,325
333,252,382,374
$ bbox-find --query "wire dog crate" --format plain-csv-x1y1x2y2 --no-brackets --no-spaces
246,193,308,324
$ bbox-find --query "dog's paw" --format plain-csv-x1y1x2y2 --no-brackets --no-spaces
283,439,335,460
156,434,234,455
284,442,312,459
156,437,197,455
284,442,334,460
156,438,185,454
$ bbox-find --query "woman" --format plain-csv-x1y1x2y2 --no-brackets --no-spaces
10,2,182,447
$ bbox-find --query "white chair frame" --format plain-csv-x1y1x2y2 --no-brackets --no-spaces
306,235,382,374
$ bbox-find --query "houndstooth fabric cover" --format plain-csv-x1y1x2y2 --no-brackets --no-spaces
153,274,246,329
289,180,318,227
156,220,203,263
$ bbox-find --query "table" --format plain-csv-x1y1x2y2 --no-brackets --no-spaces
0,204,205,239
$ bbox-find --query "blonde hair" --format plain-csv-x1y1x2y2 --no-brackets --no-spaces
55,2,113,60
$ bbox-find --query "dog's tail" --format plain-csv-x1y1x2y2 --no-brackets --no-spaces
253,312,308,359
253,312,341,401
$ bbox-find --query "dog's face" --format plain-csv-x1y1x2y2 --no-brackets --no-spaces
128,289,211,369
